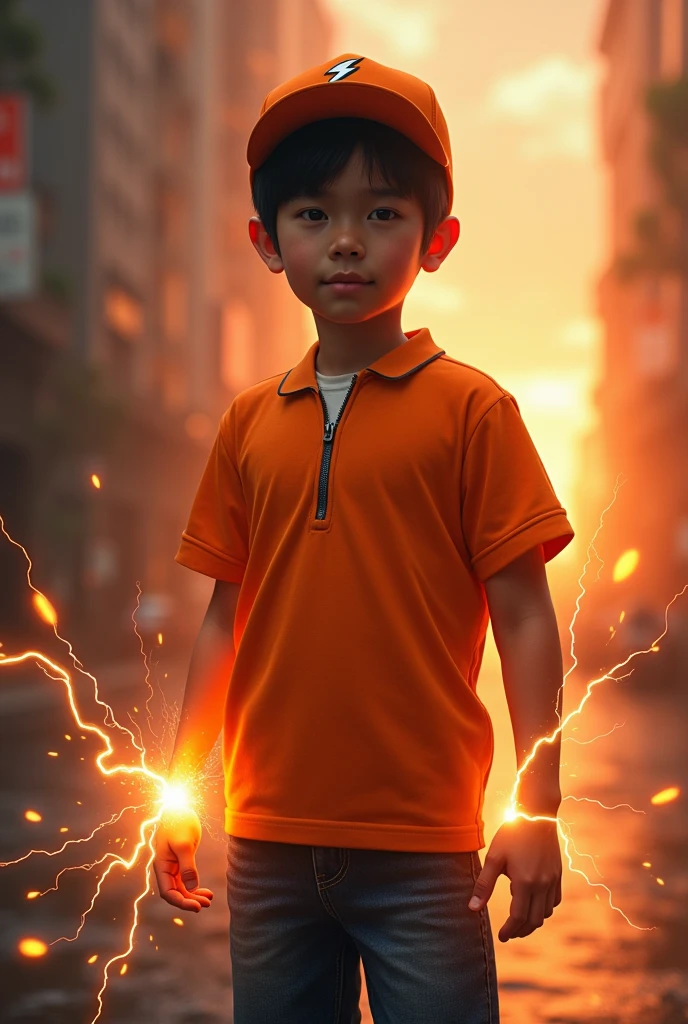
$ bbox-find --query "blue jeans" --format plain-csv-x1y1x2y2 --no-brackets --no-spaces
226,836,499,1024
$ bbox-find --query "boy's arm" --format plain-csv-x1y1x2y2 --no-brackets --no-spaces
167,579,240,780
153,579,239,913
468,545,564,941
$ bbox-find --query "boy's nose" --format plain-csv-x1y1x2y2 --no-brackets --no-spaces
330,237,364,258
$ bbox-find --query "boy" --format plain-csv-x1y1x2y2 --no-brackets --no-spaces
154,53,574,1024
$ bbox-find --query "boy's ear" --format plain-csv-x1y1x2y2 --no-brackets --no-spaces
248,216,284,275
420,215,460,273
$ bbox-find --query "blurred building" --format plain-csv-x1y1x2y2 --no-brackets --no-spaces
0,0,331,658
573,0,688,663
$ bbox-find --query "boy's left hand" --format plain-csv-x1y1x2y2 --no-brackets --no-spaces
467,818,562,941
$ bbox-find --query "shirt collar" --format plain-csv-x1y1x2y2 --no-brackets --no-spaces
277,327,445,396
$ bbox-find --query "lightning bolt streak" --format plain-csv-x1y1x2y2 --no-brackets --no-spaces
0,648,166,787
512,580,688,814
554,817,650,926
34,850,131,898
562,795,645,815
564,721,626,745
556,475,625,720
559,828,604,878
90,823,158,1024
509,583,688,930
0,518,193,1023
130,584,161,745
0,805,143,868
52,813,162,947
0,516,145,753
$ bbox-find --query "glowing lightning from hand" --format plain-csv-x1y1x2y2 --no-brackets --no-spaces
506,478,685,930
0,514,200,1023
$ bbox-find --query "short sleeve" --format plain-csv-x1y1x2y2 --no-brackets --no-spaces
174,403,249,583
461,394,574,581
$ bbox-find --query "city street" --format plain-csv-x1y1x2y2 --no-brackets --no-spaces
1,621,686,1023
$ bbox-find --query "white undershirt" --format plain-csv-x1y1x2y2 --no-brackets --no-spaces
315,369,357,425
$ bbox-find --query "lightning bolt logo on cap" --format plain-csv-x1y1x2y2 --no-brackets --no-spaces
325,57,364,83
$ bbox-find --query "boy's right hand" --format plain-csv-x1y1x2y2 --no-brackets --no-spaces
153,808,214,912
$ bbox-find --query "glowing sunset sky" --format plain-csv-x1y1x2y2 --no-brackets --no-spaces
325,0,608,542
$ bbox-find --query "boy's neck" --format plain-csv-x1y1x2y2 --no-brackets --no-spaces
313,305,409,376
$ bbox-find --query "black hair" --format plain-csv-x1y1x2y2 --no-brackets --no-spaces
250,117,449,258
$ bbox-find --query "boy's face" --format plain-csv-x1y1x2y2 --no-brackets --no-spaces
249,146,458,324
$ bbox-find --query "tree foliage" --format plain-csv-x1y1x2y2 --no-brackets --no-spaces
0,0,56,106
615,76,688,281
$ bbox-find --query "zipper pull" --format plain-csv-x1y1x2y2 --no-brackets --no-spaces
323,422,335,442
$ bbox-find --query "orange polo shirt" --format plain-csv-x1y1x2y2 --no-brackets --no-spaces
175,327,574,852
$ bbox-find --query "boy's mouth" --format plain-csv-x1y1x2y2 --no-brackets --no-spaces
323,271,372,284
323,281,373,292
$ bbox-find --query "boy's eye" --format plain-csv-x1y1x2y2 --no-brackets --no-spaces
298,208,397,221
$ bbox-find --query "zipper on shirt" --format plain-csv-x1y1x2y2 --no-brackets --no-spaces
315,373,358,520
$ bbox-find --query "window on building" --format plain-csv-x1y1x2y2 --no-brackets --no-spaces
161,270,188,342
221,299,254,392
104,283,144,341
162,360,188,411
157,185,188,250
633,279,680,378
161,109,191,168
659,0,687,76
156,4,191,58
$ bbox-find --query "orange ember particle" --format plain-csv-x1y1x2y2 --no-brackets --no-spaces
26,891,40,900
91,473,101,489
24,810,42,822
172,918,184,927
47,751,58,757
642,862,651,867
619,610,625,622
32,592,57,626
19,938,48,958
120,963,128,975
651,787,680,806
59,827,68,833
657,878,665,885
612,549,639,583
88,954,98,964
157,632,163,645
64,734,71,740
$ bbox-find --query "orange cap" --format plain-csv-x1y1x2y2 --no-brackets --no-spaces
247,53,453,211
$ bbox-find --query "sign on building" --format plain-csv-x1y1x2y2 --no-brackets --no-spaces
0,94,29,192
634,280,682,378
0,192,37,298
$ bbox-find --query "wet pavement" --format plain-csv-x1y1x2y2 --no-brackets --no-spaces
0,620,686,1023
